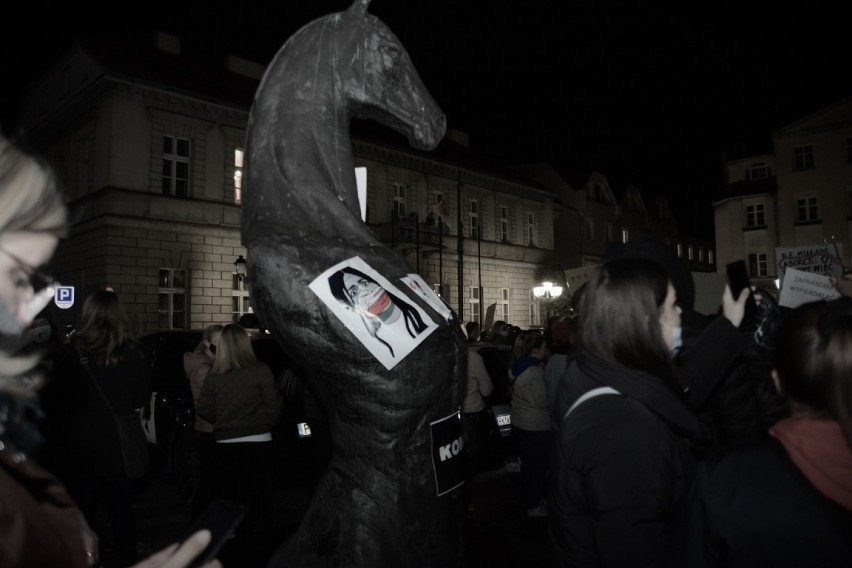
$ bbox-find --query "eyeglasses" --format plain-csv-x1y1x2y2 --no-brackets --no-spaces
0,247,57,294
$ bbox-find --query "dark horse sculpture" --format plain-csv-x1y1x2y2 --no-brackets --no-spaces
242,1,467,565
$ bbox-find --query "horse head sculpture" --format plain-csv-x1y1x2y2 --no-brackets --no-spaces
243,1,466,566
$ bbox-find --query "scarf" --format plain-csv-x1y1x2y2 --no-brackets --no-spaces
769,417,852,512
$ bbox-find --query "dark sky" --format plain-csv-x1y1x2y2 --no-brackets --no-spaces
2,0,850,238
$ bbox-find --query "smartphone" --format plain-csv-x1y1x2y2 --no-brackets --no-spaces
183,499,246,568
725,260,757,317
725,260,751,299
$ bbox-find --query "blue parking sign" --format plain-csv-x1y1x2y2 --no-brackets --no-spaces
55,286,75,309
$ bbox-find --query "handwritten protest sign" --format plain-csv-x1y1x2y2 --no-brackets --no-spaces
776,244,842,282
778,268,840,308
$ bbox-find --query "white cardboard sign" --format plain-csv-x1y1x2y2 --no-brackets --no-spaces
776,244,843,281
778,267,840,308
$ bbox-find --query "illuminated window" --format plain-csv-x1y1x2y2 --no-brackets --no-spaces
500,288,510,321
529,291,539,327
234,148,244,205
469,286,480,323
232,273,251,322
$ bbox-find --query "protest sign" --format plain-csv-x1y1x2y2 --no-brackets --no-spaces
778,267,840,308
776,244,842,282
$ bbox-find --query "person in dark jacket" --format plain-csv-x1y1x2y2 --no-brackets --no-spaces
197,323,281,534
549,258,749,567
667,298,852,567
602,233,775,456
183,324,222,519
0,133,224,568
45,290,151,566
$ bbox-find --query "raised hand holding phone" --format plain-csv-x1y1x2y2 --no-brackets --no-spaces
725,260,757,328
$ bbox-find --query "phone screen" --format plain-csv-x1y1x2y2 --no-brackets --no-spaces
184,500,246,568
725,260,751,299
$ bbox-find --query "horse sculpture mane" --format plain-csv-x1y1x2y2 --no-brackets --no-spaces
243,1,466,566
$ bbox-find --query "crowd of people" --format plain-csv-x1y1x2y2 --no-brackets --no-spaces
2,130,851,568
461,235,851,567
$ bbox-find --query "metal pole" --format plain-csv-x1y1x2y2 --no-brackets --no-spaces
457,175,464,319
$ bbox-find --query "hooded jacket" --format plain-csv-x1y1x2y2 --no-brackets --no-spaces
550,352,702,567
667,417,852,567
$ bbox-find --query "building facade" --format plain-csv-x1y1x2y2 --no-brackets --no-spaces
20,36,558,334
714,98,852,289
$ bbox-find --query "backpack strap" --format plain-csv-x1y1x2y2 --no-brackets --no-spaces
562,386,621,424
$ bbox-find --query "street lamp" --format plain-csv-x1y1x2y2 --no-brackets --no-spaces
533,281,563,298
234,255,248,283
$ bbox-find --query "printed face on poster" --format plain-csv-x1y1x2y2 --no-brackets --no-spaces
309,256,437,370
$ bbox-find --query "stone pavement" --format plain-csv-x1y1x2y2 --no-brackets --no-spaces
106,464,553,568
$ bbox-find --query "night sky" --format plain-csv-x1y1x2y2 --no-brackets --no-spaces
2,0,850,239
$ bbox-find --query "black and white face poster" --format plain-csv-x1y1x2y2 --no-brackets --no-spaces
309,256,436,370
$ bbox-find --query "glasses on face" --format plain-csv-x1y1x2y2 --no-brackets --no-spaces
0,247,57,294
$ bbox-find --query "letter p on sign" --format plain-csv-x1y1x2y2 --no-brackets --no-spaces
55,286,75,309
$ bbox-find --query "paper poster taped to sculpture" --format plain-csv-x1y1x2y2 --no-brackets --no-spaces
430,411,466,496
776,243,843,283
309,256,436,370
401,273,453,321
778,267,841,308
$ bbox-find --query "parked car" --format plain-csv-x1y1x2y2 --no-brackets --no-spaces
138,330,330,501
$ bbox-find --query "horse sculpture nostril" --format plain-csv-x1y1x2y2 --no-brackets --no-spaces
435,114,447,139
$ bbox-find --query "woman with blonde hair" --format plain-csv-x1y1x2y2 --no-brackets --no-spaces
198,323,281,534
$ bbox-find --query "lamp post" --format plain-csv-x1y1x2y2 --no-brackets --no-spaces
533,281,563,324
532,281,563,299
234,255,248,283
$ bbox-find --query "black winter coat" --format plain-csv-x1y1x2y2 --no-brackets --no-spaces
550,352,702,568
42,342,151,478
666,439,852,567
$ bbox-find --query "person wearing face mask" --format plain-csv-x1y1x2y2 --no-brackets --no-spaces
601,234,769,458
549,258,747,567
328,266,428,359
0,135,222,568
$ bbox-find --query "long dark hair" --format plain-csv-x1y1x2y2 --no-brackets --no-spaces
579,258,678,391
772,298,852,449
76,290,130,366
328,267,428,340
